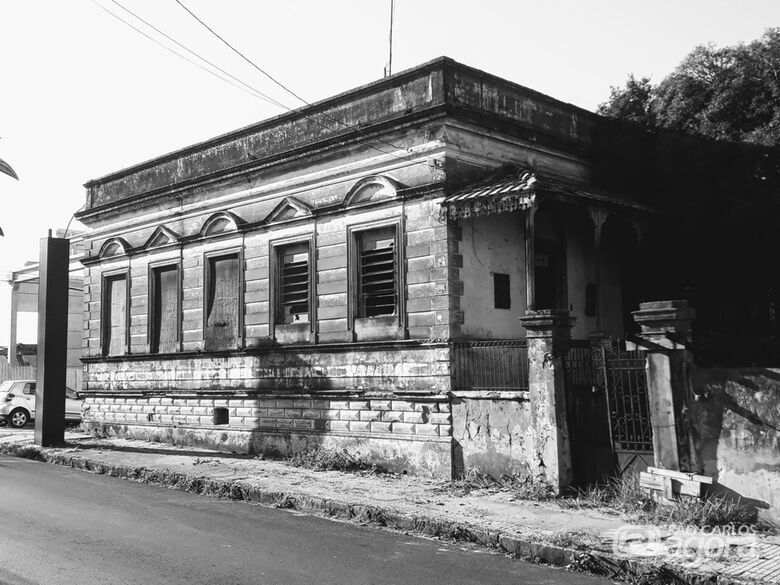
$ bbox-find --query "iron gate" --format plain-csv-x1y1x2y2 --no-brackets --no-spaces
595,341,654,474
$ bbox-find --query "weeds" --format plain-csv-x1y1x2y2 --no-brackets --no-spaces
447,468,556,500
273,494,297,509
285,446,376,473
569,473,758,528
548,530,591,550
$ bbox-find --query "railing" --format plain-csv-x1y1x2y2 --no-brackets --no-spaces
566,339,599,391
451,339,529,392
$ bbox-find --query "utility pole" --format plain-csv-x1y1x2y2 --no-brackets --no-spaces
34,230,69,446
384,0,395,77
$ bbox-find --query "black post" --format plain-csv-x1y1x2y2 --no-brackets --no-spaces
34,235,70,446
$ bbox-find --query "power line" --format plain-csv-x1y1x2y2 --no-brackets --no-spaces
89,0,284,108
107,0,288,110
172,0,417,161
174,0,310,108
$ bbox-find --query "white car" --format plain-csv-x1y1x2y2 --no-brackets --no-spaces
0,380,83,428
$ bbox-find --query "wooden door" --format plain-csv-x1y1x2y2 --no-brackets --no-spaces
205,255,239,350
152,266,178,353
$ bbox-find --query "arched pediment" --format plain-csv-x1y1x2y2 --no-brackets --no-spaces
200,211,244,237
344,176,400,207
98,237,131,259
143,226,180,249
263,197,312,224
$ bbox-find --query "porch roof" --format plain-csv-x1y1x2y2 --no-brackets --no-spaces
440,171,537,221
440,170,653,221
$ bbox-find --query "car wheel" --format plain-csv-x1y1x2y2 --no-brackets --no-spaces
9,409,29,428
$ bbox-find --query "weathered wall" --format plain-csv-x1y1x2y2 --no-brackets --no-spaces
450,394,532,478
81,392,452,477
459,212,526,338
692,367,780,522
84,344,450,394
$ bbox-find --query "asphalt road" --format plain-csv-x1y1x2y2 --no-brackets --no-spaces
0,455,611,585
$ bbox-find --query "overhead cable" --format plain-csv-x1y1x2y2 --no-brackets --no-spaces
90,0,285,108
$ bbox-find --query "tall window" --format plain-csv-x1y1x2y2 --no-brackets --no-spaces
102,273,127,356
276,243,310,324
356,227,397,317
150,265,179,353
204,253,240,351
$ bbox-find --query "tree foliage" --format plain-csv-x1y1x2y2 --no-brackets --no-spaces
598,28,780,146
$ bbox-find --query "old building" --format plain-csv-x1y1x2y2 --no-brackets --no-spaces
77,58,653,484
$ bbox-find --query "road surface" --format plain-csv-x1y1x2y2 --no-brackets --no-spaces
0,455,610,584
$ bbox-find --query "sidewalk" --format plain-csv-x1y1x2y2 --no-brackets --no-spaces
1,430,777,585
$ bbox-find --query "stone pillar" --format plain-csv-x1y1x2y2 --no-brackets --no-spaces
519,309,574,493
632,300,697,472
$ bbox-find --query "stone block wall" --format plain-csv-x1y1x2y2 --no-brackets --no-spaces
81,391,452,476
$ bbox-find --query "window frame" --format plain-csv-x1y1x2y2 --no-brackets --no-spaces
100,268,130,357
202,248,244,350
347,217,406,337
269,234,316,340
147,260,182,354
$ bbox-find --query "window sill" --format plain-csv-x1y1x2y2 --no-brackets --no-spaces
353,315,403,342
274,322,312,345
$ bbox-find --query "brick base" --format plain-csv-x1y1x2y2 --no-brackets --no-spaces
81,393,453,477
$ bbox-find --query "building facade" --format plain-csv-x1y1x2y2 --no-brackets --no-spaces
77,58,651,482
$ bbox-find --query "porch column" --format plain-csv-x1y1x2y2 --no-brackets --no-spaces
519,309,574,493
632,300,697,472
8,282,18,364
588,207,609,333
524,205,537,310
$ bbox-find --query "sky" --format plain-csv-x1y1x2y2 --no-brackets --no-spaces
0,0,778,342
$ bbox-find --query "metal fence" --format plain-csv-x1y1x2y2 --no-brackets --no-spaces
0,361,83,391
451,339,529,391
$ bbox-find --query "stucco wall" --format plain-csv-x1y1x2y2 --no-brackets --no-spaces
692,367,780,522
451,395,532,478
459,212,526,338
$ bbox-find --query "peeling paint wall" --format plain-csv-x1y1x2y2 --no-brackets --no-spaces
692,368,780,522
451,396,532,478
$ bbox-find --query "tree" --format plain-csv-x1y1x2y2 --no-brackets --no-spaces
597,74,655,126
598,28,780,146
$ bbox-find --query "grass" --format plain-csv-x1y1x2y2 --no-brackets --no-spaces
284,446,378,473
567,473,759,528
451,468,761,529
447,468,556,500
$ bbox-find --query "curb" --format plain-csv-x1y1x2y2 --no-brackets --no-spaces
0,442,762,585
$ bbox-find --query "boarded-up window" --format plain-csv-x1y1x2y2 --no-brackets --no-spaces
357,227,397,317
151,265,178,353
102,274,127,356
205,254,240,350
277,243,309,324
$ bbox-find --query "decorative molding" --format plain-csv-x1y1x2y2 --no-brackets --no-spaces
343,175,400,208
263,196,313,224
143,226,180,249
199,211,245,237
98,237,131,259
